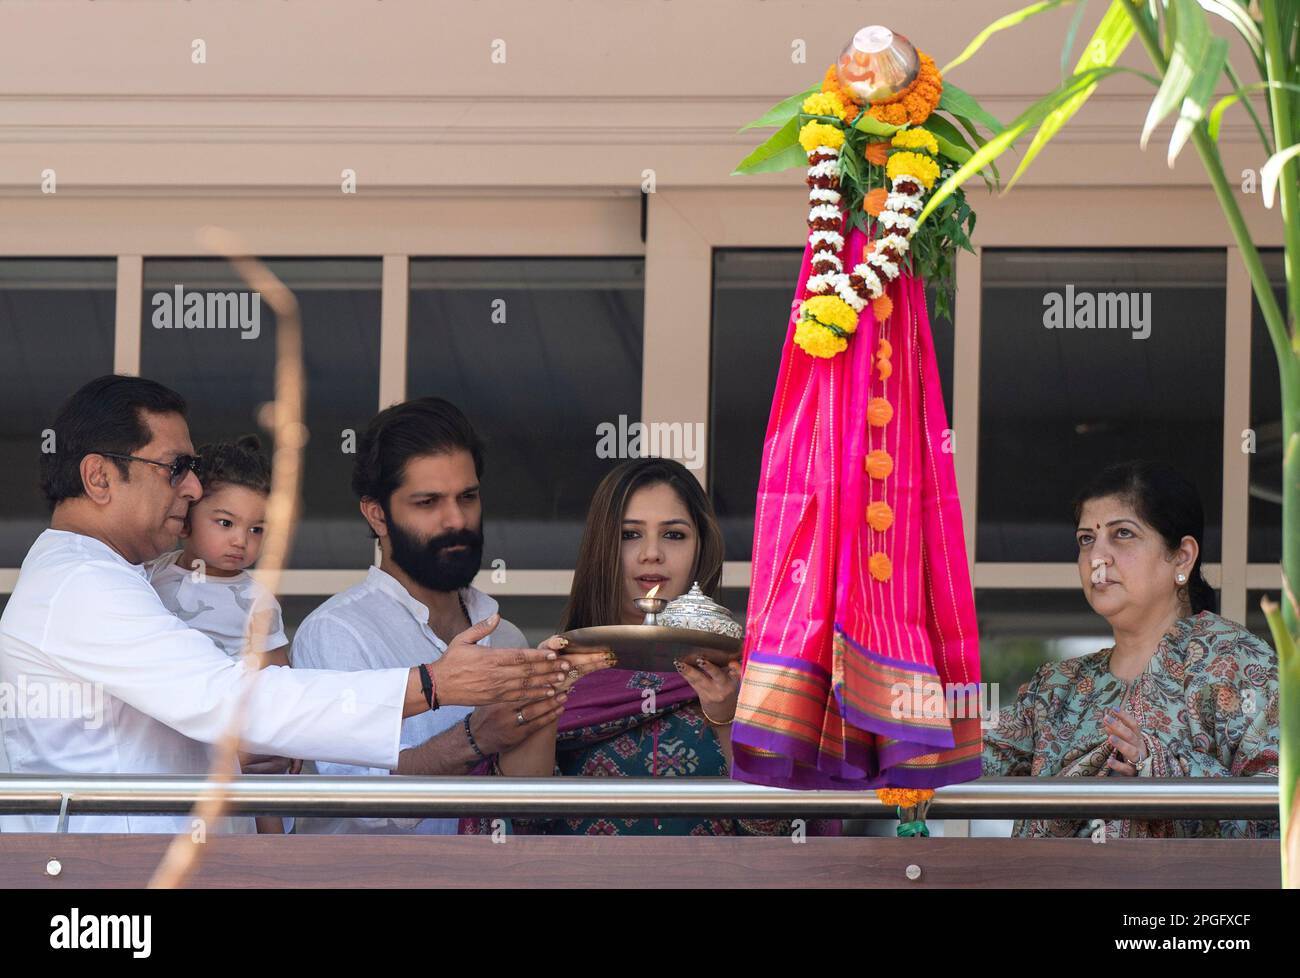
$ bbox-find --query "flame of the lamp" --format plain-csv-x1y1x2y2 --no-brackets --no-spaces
647,584,661,599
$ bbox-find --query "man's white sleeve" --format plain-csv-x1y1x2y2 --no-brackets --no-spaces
46,565,406,769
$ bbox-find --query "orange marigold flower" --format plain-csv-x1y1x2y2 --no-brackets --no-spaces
865,449,893,479
821,64,863,112
876,356,893,381
876,788,935,807
863,187,888,216
868,102,909,126
867,397,894,427
866,500,894,532
872,294,894,321
869,551,893,582
864,141,891,166
867,51,942,126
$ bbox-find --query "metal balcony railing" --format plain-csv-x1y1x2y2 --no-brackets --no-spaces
0,775,1279,826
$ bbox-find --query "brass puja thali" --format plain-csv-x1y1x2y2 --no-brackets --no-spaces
560,625,742,672
559,582,744,672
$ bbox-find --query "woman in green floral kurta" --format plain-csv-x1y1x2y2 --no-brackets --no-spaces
983,462,1280,839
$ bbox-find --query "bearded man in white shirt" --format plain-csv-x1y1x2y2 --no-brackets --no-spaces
293,397,601,835
0,375,610,833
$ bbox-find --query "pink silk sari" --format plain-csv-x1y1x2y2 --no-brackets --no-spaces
731,226,982,790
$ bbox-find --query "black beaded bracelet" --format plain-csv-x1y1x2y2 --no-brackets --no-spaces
463,714,485,760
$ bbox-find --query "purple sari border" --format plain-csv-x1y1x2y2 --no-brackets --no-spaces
743,649,833,685
832,688,958,751
835,623,941,677
731,749,982,792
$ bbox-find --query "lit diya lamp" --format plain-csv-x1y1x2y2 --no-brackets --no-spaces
633,583,669,625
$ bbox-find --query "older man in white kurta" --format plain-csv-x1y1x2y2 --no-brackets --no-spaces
0,528,410,834
0,375,584,833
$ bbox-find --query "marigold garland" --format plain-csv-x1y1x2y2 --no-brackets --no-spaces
821,64,864,113
801,91,853,123
877,786,936,836
798,121,845,153
886,151,940,190
866,51,942,126
877,788,935,808
890,127,940,155
792,116,940,360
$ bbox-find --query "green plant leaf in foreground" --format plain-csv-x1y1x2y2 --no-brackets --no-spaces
1261,142,1300,209
1207,81,1300,144
939,81,1006,135
918,65,1144,226
1261,594,1298,886
942,0,1078,75
1167,35,1228,165
733,116,804,175
853,114,902,137
740,84,819,132
1007,0,1137,190
1140,0,1211,149
922,114,976,165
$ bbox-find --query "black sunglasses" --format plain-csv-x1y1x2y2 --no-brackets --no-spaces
93,452,202,487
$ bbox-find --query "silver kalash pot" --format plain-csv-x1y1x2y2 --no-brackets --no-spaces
658,582,744,640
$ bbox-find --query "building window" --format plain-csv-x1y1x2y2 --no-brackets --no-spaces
709,248,954,561
978,249,1226,563
407,257,644,570
0,259,116,565
1245,590,1283,650
141,258,383,569
1248,250,1285,563
977,588,1116,693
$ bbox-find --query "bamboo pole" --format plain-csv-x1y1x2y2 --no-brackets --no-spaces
148,228,306,889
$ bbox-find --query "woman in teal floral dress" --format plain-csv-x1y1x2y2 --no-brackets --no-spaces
983,461,1279,838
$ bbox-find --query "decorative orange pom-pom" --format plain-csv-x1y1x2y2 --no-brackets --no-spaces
865,450,893,479
876,357,893,381
872,294,894,320
866,500,894,532
876,339,893,359
864,141,890,166
869,551,893,582
867,397,894,427
863,187,888,216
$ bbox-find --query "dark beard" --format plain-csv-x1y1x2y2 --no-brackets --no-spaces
385,513,484,593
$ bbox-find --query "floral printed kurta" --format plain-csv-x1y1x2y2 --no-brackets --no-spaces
982,611,1279,839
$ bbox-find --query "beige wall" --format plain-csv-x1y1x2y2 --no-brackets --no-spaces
0,0,1285,620
0,0,1273,194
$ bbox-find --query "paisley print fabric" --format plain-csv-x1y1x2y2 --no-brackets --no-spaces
982,611,1279,838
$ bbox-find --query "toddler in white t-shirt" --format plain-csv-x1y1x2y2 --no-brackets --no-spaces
147,434,296,833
